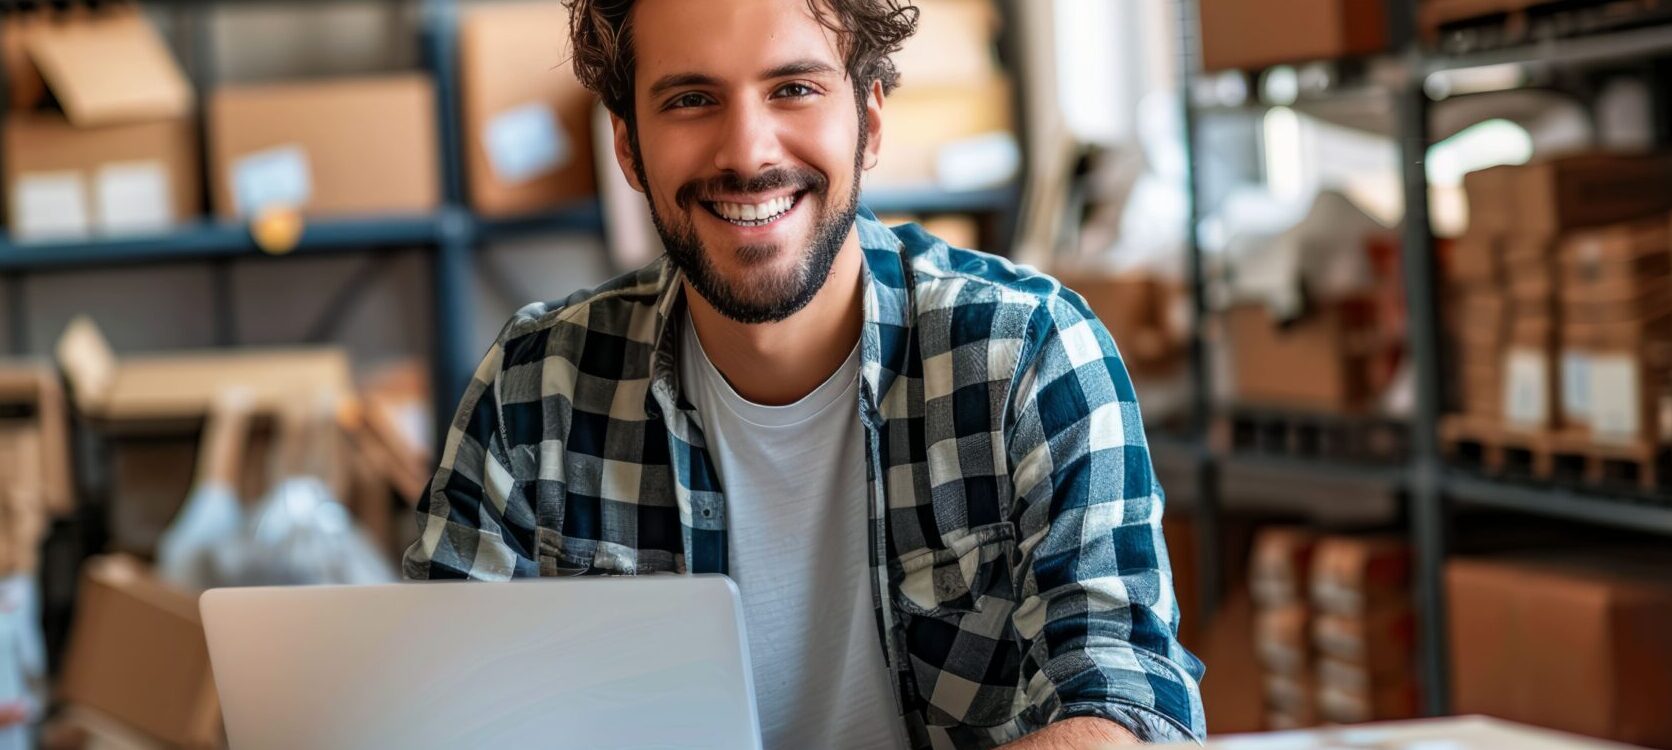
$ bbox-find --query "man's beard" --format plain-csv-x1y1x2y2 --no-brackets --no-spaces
633,135,864,325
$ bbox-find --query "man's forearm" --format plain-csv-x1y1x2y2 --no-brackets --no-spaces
998,717,1142,749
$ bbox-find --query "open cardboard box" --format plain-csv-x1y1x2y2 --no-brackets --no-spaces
2,3,199,241
55,555,223,750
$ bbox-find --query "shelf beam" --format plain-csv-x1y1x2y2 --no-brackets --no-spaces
1446,473,1672,535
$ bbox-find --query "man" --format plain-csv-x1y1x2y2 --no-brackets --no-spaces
404,0,1205,747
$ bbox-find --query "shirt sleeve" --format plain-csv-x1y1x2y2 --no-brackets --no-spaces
402,338,541,581
1004,293,1207,743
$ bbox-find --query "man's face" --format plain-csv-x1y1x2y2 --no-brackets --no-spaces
615,0,883,324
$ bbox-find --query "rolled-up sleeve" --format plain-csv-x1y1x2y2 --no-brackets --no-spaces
1005,294,1206,743
402,338,540,581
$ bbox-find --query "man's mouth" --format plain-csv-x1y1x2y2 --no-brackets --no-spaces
701,192,806,228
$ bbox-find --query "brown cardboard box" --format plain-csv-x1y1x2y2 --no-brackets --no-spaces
1464,166,1516,238
1250,526,1319,609
1262,671,1318,726
1255,603,1312,674
1056,272,1181,378
1310,535,1411,616
24,7,193,127
56,316,354,424
459,2,597,218
58,556,222,749
207,75,440,219
1510,154,1672,239
1,7,49,111
3,112,200,240
1313,609,1416,676
1225,300,1380,412
870,77,1014,188
1198,0,1387,72
893,0,1002,87
1317,675,1420,724
1448,552,1672,748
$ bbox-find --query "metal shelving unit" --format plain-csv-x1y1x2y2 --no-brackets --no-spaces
1177,0,1672,720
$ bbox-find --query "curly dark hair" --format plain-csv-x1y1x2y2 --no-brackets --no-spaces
564,0,920,122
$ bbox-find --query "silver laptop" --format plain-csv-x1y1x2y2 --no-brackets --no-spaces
200,576,762,750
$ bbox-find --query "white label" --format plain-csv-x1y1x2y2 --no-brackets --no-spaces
11,171,91,241
1504,348,1549,428
935,131,1021,192
1590,354,1640,440
484,102,569,185
1561,351,1592,425
95,161,173,235
232,145,312,217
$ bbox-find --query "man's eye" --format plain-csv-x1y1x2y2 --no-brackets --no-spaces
668,93,711,109
774,83,816,99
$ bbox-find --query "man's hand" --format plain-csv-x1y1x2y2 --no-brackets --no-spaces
997,717,1142,748
0,702,29,728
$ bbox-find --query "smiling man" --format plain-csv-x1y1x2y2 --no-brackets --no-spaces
404,0,1205,747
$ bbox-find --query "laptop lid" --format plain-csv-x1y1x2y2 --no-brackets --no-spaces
200,576,761,750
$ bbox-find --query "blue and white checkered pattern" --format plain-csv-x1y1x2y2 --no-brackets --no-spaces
405,208,1206,748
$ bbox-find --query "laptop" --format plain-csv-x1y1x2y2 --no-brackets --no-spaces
200,575,762,750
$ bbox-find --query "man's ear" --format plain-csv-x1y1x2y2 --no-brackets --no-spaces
862,79,884,171
612,113,646,193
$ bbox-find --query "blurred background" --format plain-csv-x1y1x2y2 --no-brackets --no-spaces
1,0,1672,747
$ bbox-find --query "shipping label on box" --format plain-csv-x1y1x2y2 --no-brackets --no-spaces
12,170,90,240
484,101,569,185
231,144,311,217
95,160,172,235
1589,354,1640,441
1504,348,1550,428
1561,351,1592,427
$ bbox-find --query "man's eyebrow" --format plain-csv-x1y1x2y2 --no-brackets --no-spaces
761,60,840,79
648,72,724,98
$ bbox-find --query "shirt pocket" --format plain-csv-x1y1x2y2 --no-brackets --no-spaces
892,522,1017,617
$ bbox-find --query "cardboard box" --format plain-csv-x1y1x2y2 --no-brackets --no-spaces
0,362,75,574
1448,552,1672,748
1464,166,1516,238
1502,345,1559,430
459,2,597,218
1262,670,1318,724
869,77,1015,189
1,7,49,111
3,112,200,241
1250,526,1319,609
58,556,223,749
23,7,192,127
1198,0,1387,72
1157,715,1653,749
1225,300,1381,412
892,0,1002,87
55,316,354,424
207,75,440,218
1310,535,1411,616
1255,603,1312,674
1317,675,1420,724
1509,154,1672,239
1313,609,1416,676
1055,272,1181,378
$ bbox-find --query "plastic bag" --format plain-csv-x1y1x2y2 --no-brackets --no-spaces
156,482,244,590
229,476,395,587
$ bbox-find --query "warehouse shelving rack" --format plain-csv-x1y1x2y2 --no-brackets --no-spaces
0,0,1026,442
1176,0,1672,718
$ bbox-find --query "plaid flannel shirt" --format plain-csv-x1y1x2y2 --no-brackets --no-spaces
405,207,1206,748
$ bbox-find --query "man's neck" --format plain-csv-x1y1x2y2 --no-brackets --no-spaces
684,233,865,407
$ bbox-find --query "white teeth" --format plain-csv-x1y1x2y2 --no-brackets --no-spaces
712,195,796,225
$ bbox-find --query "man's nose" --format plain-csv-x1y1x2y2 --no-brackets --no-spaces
712,100,785,177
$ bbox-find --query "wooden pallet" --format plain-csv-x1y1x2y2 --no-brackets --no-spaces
1442,415,1670,491
1219,406,1410,465
1422,0,1672,53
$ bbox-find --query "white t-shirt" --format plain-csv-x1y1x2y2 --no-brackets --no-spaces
678,313,911,750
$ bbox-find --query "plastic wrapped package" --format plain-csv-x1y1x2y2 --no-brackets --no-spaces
233,475,394,587
0,575,44,750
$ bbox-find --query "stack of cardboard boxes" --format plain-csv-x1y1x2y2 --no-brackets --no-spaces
1310,536,1418,724
1555,217,1672,485
1250,527,1319,729
1449,551,1672,749
0,364,74,575
1446,154,1672,484
1196,0,1389,71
